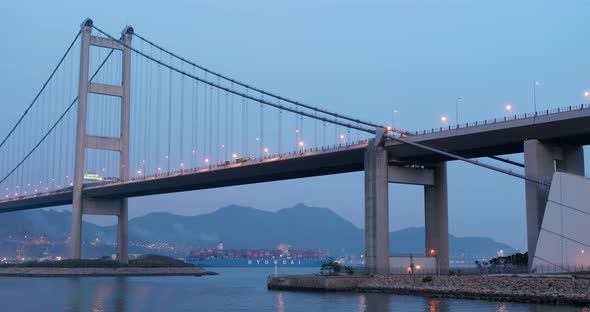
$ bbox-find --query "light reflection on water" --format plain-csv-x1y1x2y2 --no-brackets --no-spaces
0,268,584,311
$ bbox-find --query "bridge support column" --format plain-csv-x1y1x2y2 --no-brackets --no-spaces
71,19,132,263
364,138,390,274
117,199,129,263
424,162,449,274
524,139,584,269
71,19,92,260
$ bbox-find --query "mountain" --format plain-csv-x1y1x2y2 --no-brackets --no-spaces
0,204,516,259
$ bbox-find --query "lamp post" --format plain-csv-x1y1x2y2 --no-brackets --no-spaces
392,109,397,129
429,249,439,276
582,250,585,271
533,81,540,112
505,104,513,116
584,91,590,105
440,116,448,127
455,97,462,126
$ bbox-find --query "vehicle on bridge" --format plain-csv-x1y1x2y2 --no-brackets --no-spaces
235,157,251,164
217,160,231,167
83,172,101,181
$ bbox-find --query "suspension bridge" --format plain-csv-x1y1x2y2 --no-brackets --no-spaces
1,19,590,274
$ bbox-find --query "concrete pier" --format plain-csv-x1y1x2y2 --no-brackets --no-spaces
424,162,449,273
364,138,390,274
524,139,585,269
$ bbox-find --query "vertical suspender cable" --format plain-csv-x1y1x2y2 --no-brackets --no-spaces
203,73,208,164
210,84,214,163
167,55,173,173
216,78,220,162
260,98,264,158
156,50,162,173
229,83,234,158
180,63,185,169
225,91,229,160
242,97,246,157
191,67,196,168
278,106,282,155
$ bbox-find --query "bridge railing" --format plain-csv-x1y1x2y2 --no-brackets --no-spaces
412,103,590,136
121,140,369,183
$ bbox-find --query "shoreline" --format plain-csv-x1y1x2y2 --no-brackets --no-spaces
0,267,218,277
268,274,590,306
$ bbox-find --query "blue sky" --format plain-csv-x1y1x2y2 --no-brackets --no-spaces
1,0,590,250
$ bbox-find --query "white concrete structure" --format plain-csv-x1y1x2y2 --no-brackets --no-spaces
390,256,438,274
532,172,590,272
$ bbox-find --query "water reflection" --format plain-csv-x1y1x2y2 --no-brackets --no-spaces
66,276,129,312
66,277,82,312
110,277,128,311
365,293,390,312
429,299,441,312
0,269,584,311
358,294,366,312
497,303,508,312
276,292,284,312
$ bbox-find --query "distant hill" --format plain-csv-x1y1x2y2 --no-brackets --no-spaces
0,204,516,259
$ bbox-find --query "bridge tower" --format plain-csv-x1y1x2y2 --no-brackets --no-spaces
71,19,132,263
365,130,449,274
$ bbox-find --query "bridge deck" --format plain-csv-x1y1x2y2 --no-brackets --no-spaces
387,105,590,163
0,143,366,212
2,105,590,212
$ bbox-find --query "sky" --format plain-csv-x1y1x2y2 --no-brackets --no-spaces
1,0,590,250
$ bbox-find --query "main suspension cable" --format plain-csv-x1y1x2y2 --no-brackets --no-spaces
0,31,81,151
130,31,389,133
0,49,116,186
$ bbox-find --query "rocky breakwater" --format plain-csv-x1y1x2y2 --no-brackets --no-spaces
268,274,590,306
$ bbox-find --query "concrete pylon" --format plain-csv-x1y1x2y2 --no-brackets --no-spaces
364,136,390,274
524,139,584,269
424,162,449,274
71,19,132,263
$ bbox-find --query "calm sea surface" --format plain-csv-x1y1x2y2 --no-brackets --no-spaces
0,267,585,311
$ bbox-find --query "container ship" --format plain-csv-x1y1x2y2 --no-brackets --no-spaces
186,242,333,267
